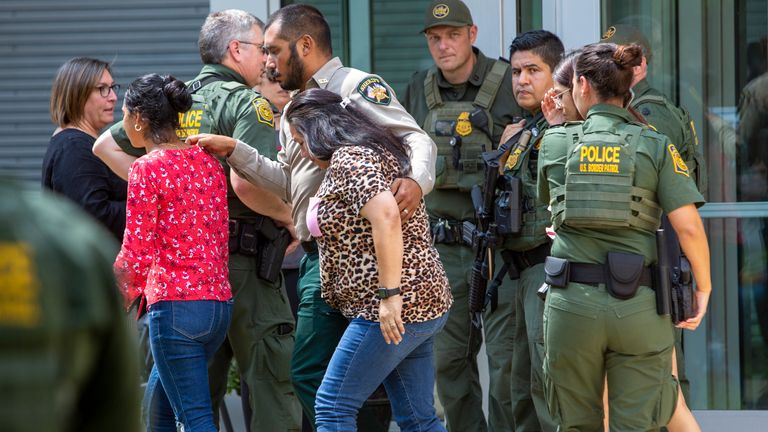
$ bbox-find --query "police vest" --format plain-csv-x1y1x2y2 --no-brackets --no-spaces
422,61,507,191
178,78,250,139
633,94,706,194
551,123,662,232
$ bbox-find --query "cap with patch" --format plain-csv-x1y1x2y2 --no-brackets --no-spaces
600,24,652,63
423,0,473,33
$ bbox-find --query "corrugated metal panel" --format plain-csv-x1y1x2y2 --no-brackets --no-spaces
371,0,433,96
0,0,209,188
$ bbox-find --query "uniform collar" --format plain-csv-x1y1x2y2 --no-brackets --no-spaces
632,78,652,98
199,64,247,85
306,57,344,90
435,47,489,88
585,103,636,123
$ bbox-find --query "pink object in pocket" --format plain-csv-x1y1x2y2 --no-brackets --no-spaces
307,196,322,238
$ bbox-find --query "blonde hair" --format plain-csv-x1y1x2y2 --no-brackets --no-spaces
49,57,111,127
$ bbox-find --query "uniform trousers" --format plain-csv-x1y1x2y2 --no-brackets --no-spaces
433,243,516,432
208,252,301,431
510,262,557,431
290,250,391,431
543,283,678,431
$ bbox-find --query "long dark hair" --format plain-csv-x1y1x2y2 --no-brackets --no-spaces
573,43,642,101
124,74,192,145
284,88,411,177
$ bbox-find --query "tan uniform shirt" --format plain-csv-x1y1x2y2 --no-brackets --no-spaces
227,57,436,241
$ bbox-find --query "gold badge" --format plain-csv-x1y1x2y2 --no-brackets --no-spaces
601,26,616,40
433,4,449,19
253,98,275,128
505,148,523,171
668,144,689,176
455,112,472,137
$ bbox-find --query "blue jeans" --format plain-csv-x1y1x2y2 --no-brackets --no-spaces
144,300,232,432
315,313,449,432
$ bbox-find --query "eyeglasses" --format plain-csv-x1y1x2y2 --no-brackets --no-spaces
553,87,571,100
95,84,120,98
553,87,571,110
238,40,266,53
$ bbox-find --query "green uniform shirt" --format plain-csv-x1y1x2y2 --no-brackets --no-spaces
538,104,705,265
632,78,704,191
110,64,278,220
402,48,522,220
632,79,686,147
0,180,139,432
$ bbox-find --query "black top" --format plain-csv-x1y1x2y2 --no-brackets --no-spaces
42,128,127,240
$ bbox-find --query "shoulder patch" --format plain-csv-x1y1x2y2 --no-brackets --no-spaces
252,98,275,128
667,144,689,177
357,76,391,106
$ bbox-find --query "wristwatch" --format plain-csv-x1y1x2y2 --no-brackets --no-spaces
377,287,401,299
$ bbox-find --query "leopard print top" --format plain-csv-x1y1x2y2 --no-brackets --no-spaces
313,145,452,322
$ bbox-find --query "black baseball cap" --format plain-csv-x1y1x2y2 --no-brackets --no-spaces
600,24,653,63
422,0,473,33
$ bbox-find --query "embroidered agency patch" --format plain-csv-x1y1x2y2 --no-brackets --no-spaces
668,144,689,176
602,26,616,39
357,77,391,106
433,4,449,18
252,98,275,128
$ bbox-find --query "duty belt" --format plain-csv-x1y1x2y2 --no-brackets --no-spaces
501,240,551,274
430,218,467,245
568,262,654,288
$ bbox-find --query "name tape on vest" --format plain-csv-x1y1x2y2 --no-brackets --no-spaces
579,144,621,174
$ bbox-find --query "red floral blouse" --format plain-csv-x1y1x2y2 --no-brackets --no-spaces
114,146,231,308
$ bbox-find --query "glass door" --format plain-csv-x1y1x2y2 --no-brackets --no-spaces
603,0,768,413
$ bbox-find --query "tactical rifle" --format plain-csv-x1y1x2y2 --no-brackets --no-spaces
463,116,540,358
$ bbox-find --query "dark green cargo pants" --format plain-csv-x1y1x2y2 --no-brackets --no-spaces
209,252,302,432
434,243,516,432
510,262,557,431
543,283,678,431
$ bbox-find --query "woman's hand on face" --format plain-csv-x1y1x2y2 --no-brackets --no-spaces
676,289,711,331
542,88,566,126
186,134,237,157
379,295,405,345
